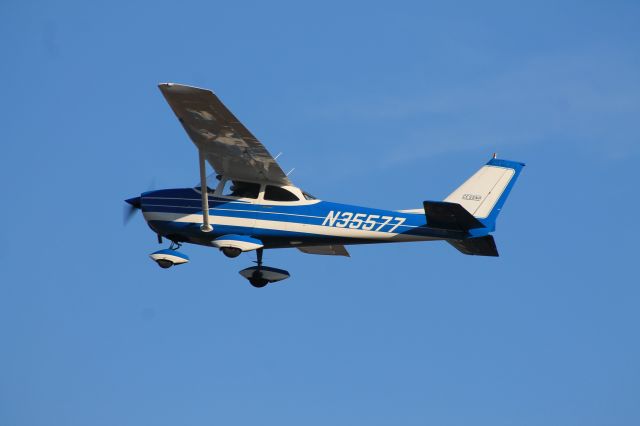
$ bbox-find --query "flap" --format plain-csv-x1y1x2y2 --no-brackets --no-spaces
297,245,350,257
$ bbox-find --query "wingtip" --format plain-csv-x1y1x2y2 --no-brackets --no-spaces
157,82,214,94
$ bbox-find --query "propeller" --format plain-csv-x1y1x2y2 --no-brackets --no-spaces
123,179,155,226
124,196,141,225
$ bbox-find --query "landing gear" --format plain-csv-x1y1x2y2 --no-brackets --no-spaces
239,248,290,288
248,249,269,287
257,247,263,266
149,241,189,269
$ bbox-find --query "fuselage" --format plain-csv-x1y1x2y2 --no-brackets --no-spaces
139,188,466,249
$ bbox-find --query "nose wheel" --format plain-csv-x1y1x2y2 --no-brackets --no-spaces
149,242,189,269
239,248,290,287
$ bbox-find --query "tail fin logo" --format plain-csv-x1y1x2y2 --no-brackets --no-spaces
444,164,517,219
462,194,482,201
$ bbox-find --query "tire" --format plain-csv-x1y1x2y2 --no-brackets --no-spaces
221,247,242,258
249,277,269,288
156,259,174,269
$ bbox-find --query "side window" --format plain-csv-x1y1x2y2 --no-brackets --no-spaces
195,185,216,194
221,180,260,199
264,185,300,202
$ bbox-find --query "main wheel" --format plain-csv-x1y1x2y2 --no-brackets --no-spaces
249,270,269,288
249,277,269,288
156,259,174,269
221,247,242,258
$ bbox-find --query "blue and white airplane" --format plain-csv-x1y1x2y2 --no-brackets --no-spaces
125,83,525,287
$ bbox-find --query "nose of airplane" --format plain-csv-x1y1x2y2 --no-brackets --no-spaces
125,196,142,209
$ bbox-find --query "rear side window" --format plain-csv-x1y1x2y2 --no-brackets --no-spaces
264,185,300,202
302,191,316,200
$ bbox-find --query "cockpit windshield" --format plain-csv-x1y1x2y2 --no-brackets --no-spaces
193,172,220,193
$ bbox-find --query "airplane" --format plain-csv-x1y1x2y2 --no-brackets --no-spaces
125,83,525,288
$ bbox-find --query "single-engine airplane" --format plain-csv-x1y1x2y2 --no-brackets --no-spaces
125,83,525,287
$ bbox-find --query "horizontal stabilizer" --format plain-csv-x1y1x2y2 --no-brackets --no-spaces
448,235,499,257
423,201,486,231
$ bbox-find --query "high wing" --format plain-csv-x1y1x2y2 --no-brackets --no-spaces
297,245,351,257
158,83,291,185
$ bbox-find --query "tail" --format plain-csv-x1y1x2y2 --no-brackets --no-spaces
443,156,525,232
423,155,525,256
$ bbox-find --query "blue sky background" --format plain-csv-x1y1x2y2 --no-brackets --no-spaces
1,1,639,425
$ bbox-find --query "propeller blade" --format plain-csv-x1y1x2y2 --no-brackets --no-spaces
124,196,142,226
123,204,137,225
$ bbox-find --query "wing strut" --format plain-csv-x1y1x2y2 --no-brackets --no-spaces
199,150,213,232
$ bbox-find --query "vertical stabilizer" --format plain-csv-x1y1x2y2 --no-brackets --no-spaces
444,157,525,231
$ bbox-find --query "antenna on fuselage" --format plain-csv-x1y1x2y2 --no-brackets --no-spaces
275,152,294,177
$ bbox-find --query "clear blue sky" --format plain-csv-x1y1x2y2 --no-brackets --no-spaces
1,1,639,425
